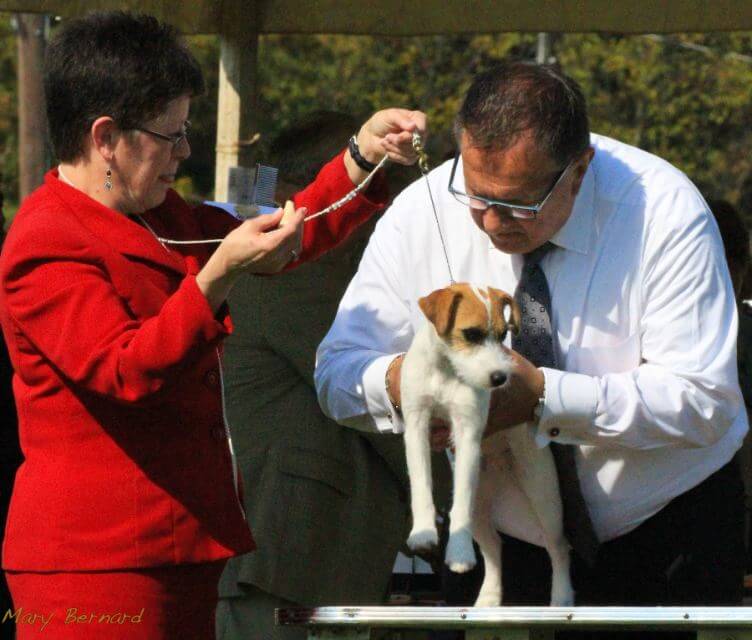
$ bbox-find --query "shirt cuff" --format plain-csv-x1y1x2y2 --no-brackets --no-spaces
535,367,598,447
362,354,406,434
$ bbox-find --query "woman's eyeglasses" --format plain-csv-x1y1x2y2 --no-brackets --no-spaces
134,120,191,149
447,153,574,220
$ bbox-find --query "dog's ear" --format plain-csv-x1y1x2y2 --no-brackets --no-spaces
488,287,521,335
419,288,462,337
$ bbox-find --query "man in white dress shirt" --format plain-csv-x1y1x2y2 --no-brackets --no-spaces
315,62,747,605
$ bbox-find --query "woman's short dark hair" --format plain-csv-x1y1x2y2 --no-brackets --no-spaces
455,61,590,167
45,11,204,162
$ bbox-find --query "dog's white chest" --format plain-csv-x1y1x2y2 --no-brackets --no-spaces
426,368,487,418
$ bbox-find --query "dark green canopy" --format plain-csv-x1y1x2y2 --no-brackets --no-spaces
3,0,752,34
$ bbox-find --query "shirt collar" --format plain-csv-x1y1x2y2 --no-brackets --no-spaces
549,158,595,255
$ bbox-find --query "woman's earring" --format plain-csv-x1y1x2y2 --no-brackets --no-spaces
104,168,113,191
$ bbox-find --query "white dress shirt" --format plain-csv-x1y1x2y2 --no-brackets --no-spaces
315,133,747,544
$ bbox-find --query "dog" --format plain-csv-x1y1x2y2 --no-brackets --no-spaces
401,282,574,606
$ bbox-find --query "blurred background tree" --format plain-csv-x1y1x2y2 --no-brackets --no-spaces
3,16,752,224
0,17,18,215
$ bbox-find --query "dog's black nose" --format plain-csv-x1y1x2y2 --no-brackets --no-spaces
490,371,507,387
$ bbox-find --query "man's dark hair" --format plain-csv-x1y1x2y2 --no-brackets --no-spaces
44,11,204,162
455,61,590,167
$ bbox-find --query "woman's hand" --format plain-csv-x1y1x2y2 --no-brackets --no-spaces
196,206,305,311
345,108,428,183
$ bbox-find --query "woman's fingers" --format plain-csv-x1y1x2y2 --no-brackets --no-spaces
249,208,284,231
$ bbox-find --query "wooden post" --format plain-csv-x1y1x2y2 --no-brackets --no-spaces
16,13,48,200
214,1,259,201
536,33,551,64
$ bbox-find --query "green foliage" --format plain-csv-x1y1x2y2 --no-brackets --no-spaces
181,31,752,223
558,33,752,205
253,33,538,162
0,16,18,209
4,18,752,227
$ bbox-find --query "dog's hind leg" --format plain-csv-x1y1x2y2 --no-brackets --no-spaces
445,410,484,573
508,427,574,606
472,475,503,606
405,407,439,551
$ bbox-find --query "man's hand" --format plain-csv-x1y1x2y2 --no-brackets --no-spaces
430,349,544,444
485,350,545,437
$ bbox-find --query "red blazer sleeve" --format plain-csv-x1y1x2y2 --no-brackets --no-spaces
290,149,388,267
184,150,387,269
1,228,230,404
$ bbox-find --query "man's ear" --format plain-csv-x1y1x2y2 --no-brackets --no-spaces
569,145,595,198
90,116,119,163
419,288,462,337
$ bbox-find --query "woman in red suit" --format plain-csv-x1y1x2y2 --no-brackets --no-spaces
0,11,425,639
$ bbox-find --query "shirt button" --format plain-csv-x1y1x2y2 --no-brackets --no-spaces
549,428,560,438
211,426,227,441
204,368,220,389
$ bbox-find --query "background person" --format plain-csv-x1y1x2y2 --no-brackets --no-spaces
315,62,747,615
0,188,20,640
707,198,752,573
216,110,451,640
0,11,424,639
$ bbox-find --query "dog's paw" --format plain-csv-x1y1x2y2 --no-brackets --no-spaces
445,530,476,573
473,591,501,607
550,585,575,607
407,527,439,551
447,559,476,573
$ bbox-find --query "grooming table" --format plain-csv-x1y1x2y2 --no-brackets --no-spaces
277,606,752,639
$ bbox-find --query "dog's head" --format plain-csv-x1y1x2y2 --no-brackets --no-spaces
418,283,520,390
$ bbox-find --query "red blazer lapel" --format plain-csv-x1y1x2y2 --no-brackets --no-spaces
46,170,187,276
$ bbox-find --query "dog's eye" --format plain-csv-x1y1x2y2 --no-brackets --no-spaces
462,328,487,344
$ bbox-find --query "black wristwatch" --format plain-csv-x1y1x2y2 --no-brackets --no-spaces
348,135,378,172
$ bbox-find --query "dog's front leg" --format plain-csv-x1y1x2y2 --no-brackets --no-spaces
404,406,439,550
445,402,485,573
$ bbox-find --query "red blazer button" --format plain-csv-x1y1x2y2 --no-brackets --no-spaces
204,369,220,389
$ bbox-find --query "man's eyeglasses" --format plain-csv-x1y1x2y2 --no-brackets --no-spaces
134,120,191,149
447,153,574,220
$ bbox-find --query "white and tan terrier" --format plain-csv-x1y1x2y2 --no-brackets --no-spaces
402,283,573,606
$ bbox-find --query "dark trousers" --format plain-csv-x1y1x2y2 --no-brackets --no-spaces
499,458,745,607
442,458,745,639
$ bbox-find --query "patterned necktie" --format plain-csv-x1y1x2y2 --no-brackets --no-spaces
512,242,600,566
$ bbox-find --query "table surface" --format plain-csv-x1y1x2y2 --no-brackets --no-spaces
276,606,752,629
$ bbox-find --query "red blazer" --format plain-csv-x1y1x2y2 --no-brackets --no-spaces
0,152,386,571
